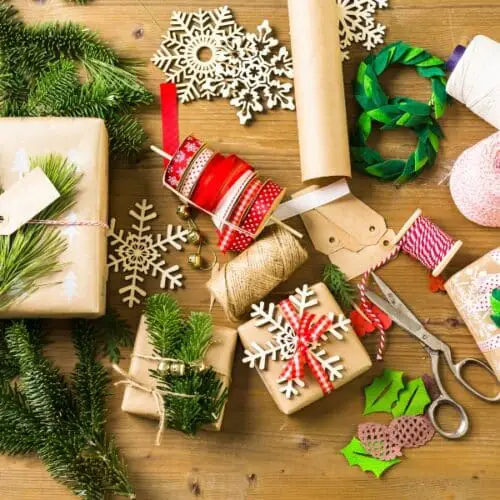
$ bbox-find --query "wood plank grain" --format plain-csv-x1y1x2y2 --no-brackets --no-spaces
1,0,499,498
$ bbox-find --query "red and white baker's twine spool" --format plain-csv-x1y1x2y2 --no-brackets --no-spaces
156,136,288,253
360,213,461,361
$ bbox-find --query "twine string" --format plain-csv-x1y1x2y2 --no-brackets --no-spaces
28,219,109,229
207,228,308,322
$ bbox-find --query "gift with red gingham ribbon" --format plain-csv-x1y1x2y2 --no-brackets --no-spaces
278,298,335,395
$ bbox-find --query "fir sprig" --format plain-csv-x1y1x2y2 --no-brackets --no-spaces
0,154,80,311
0,2,153,158
323,264,356,312
146,294,228,435
0,319,135,499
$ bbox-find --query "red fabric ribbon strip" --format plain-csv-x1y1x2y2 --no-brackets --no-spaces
279,299,334,395
160,83,179,166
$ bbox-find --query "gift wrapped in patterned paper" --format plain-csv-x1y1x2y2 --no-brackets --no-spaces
446,248,500,381
238,283,373,415
0,117,108,318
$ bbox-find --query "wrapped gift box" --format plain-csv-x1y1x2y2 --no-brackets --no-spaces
446,248,500,381
120,315,237,431
0,117,108,318
238,282,373,414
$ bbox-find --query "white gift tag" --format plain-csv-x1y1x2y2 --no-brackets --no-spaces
0,167,60,236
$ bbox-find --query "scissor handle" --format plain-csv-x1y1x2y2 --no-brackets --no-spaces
452,357,500,402
427,396,469,440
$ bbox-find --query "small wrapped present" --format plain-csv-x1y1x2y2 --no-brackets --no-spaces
446,248,500,381
0,117,108,318
117,310,237,437
238,283,373,414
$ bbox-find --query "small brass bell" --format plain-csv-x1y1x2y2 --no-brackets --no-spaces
158,360,186,377
188,253,203,269
187,228,202,245
176,204,191,221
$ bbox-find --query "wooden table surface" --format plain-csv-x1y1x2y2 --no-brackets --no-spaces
1,0,499,498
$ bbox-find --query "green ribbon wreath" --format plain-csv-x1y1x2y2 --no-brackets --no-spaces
351,41,449,184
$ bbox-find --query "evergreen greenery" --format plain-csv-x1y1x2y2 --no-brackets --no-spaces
0,154,80,311
145,294,228,435
0,1,153,158
0,317,135,499
323,264,356,312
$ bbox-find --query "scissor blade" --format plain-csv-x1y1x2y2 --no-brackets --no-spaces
371,272,424,328
365,289,426,336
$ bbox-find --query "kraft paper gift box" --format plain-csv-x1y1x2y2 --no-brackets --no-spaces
446,248,500,381
120,316,238,431
238,283,373,415
0,117,108,318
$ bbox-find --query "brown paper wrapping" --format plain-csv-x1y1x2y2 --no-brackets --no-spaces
120,316,238,431
288,0,351,181
238,283,372,414
0,117,108,318
446,248,500,381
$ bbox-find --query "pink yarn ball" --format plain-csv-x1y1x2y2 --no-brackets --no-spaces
450,132,500,228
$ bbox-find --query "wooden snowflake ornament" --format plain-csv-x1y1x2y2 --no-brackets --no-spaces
242,285,350,399
107,200,188,308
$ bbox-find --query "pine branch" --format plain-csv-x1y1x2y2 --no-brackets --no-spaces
145,294,228,435
0,318,135,498
0,154,80,310
323,264,357,312
93,309,133,364
145,294,184,358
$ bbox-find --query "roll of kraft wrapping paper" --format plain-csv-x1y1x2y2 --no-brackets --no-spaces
446,35,500,129
288,0,351,181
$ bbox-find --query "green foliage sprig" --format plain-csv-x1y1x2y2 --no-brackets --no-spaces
0,1,153,158
0,154,80,311
351,41,448,183
145,294,228,435
0,318,135,499
323,264,356,312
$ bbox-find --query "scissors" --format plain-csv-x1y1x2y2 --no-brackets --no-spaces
365,272,500,440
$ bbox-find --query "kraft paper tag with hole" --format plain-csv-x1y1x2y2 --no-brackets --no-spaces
0,168,60,236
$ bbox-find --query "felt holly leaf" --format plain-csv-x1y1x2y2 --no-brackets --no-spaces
364,369,405,415
391,378,431,417
341,437,400,478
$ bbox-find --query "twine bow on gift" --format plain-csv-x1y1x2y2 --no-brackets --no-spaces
278,299,334,395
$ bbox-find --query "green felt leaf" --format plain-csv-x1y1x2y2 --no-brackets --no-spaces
364,369,405,415
417,55,445,67
391,378,431,417
491,289,500,315
402,47,425,63
341,438,401,478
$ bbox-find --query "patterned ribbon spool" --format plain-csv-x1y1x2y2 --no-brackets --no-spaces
162,135,286,253
359,210,462,360
279,298,335,395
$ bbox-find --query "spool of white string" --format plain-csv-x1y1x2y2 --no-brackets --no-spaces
447,35,500,129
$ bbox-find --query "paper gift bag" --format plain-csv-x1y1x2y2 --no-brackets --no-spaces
0,117,108,318
120,316,238,431
238,283,373,414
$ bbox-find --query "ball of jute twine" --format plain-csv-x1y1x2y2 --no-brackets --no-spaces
207,227,308,322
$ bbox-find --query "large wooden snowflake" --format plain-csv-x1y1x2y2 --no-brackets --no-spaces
242,285,351,399
107,200,188,308
338,0,389,61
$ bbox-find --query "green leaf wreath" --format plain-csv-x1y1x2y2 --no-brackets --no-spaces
0,316,135,499
351,41,448,183
0,1,153,158
145,294,228,435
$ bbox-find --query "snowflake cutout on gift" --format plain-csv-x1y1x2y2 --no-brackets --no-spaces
242,285,351,399
337,0,389,61
203,19,295,124
107,200,189,308
152,5,244,103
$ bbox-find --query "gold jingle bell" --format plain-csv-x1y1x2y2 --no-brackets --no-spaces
187,228,202,245
188,253,203,269
176,204,191,221
158,360,186,377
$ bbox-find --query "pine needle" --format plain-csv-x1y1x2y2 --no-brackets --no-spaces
323,264,357,312
0,154,80,311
